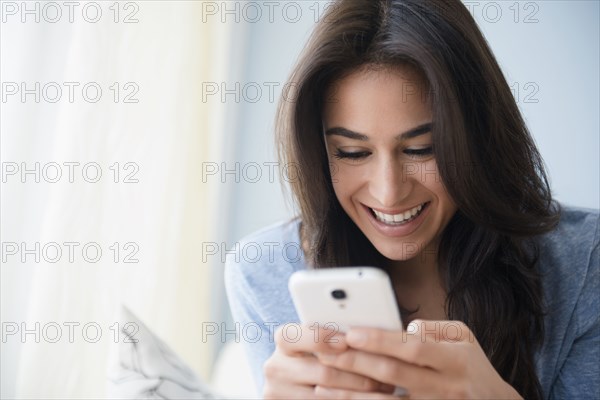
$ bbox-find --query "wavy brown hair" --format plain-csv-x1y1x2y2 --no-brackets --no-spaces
275,0,560,398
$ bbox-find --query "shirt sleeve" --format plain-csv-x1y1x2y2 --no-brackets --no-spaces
224,252,278,397
549,227,599,400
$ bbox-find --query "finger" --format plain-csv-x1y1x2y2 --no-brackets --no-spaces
407,319,475,343
317,348,441,394
263,381,317,400
315,385,404,400
345,320,472,370
269,353,388,392
275,323,347,355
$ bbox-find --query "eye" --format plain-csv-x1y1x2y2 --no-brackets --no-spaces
404,147,433,158
333,149,371,160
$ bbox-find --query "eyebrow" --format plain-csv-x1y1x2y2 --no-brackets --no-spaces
324,122,433,141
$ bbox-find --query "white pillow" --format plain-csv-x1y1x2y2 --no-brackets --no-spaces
106,306,216,399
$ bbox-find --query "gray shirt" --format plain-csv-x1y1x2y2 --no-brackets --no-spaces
224,205,599,399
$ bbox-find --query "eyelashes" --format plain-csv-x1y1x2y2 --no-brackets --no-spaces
405,147,434,157
333,150,371,160
333,147,433,160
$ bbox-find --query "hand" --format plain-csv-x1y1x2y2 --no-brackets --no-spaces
263,323,395,399
315,320,524,399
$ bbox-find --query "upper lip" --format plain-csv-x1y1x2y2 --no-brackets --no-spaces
365,202,428,215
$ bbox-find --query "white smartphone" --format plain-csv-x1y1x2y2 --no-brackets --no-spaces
288,267,403,333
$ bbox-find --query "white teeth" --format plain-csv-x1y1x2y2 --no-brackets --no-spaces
371,203,426,225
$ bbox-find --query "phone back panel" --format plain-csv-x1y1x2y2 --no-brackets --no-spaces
288,267,402,332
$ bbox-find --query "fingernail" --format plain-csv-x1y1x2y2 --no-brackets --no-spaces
346,330,367,346
407,322,419,334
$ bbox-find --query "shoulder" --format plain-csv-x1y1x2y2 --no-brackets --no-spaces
224,217,307,321
535,205,599,292
224,217,306,271
534,205,599,393
539,205,599,249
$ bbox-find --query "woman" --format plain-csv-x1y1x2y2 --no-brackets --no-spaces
225,0,599,399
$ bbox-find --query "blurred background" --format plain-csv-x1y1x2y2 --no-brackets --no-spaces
1,1,598,398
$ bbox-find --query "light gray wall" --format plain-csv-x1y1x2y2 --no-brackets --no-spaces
216,2,599,364
472,0,599,210
211,3,320,368
227,1,599,248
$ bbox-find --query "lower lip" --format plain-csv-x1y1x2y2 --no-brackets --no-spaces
363,202,430,237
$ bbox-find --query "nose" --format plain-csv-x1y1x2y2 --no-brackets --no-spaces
369,157,414,208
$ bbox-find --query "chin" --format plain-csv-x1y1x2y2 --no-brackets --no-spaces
371,238,428,262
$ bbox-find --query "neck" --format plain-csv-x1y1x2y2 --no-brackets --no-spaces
384,239,448,323
385,238,441,288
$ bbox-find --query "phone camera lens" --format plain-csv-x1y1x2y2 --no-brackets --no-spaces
331,289,346,300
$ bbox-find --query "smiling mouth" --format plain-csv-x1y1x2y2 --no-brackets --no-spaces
369,202,429,225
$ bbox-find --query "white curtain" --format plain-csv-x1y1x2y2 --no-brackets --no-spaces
1,2,233,398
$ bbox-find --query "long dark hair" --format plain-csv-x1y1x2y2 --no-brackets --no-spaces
275,1,560,398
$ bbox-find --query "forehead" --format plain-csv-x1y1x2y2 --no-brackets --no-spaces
323,66,431,134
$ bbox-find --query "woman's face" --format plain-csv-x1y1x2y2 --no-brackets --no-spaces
323,66,457,261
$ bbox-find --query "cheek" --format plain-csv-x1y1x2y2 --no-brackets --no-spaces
329,162,362,203
420,160,457,212
329,164,349,199
415,159,440,184
328,161,341,186
415,160,450,195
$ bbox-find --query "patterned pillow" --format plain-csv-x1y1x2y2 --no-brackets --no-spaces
106,306,216,399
